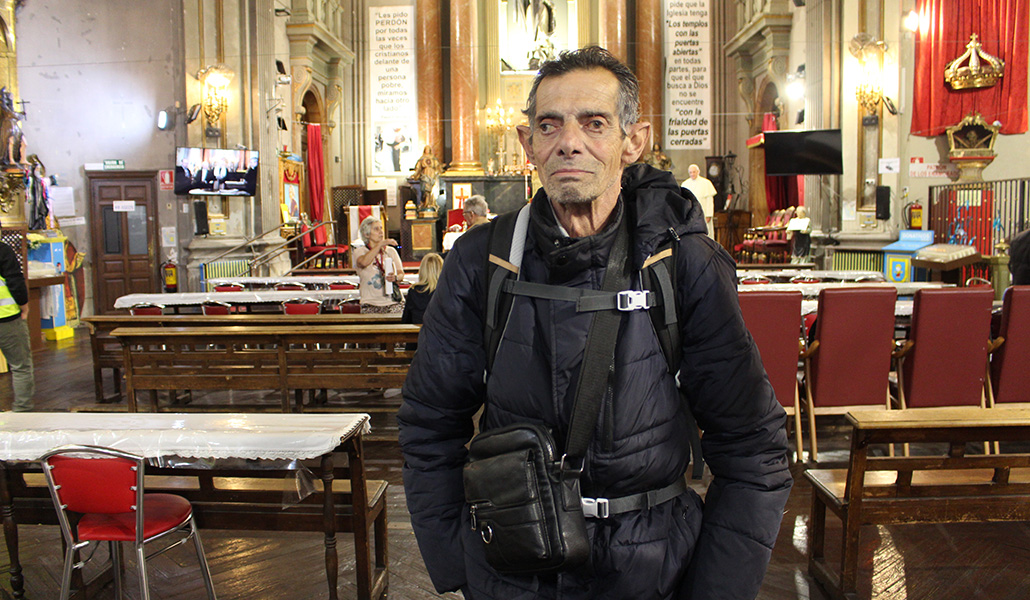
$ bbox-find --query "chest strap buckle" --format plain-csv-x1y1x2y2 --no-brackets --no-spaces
616,290,652,311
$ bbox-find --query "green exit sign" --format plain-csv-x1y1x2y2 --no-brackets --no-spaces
103,159,125,170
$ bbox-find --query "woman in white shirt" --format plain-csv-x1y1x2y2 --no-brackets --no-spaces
352,216,405,313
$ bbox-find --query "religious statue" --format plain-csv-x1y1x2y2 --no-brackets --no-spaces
411,145,443,217
641,143,673,172
0,87,27,166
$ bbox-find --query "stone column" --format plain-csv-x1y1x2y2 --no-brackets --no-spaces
447,0,481,173
635,0,662,144
600,0,629,63
416,0,444,158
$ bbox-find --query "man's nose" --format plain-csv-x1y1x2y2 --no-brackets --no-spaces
555,123,585,156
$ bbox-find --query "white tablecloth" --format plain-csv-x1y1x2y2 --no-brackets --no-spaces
738,281,949,298
114,290,360,309
206,274,419,288
0,412,370,461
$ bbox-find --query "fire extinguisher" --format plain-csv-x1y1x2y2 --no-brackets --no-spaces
907,201,924,229
162,260,178,292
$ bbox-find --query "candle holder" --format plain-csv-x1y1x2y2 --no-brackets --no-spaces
485,99,515,175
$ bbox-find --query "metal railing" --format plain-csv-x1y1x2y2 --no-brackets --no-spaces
928,177,1030,255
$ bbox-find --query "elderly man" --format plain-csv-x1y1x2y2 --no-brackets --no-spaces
462,195,490,229
399,47,790,600
682,163,717,237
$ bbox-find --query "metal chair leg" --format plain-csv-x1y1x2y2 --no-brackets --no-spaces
137,543,151,600
111,541,124,598
190,520,219,599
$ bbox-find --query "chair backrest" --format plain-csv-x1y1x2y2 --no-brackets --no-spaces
901,287,994,408
339,300,361,314
990,286,1030,404
447,208,466,230
347,205,383,248
740,275,772,285
328,281,356,290
282,298,322,315
201,300,233,315
129,303,164,316
809,287,898,407
274,281,306,291
42,445,142,516
789,276,822,284
738,291,803,409
213,283,244,292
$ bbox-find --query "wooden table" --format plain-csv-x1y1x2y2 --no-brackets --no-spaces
0,412,387,600
26,275,65,352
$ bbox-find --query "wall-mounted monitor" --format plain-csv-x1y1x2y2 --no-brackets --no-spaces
174,147,259,196
764,129,843,176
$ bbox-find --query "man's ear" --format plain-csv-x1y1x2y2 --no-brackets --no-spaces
516,125,535,164
622,121,651,165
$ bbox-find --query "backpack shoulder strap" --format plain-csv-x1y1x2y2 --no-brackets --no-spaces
484,204,531,372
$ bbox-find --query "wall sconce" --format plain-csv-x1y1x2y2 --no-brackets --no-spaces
196,65,235,127
785,64,805,101
903,10,920,33
849,34,887,115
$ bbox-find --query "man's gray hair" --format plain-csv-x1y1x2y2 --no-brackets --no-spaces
523,46,640,135
358,215,381,245
464,195,488,217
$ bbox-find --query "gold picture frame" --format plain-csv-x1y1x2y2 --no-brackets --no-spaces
279,155,304,223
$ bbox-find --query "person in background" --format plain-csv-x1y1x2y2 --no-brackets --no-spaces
401,252,444,350
1010,228,1030,285
353,216,405,314
681,163,717,237
0,241,34,411
458,195,490,231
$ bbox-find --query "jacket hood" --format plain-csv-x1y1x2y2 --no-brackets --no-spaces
621,163,708,262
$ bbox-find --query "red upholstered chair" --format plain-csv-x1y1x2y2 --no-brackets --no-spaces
213,283,244,292
892,288,994,410
201,300,233,316
41,445,216,600
801,287,898,462
129,303,164,316
738,290,805,460
739,274,772,285
339,300,361,314
738,208,795,263
447,208,466,231
789,275,822,284
988,286,1030,407
282,297,322,315
274,281,307,291
328,281,357,290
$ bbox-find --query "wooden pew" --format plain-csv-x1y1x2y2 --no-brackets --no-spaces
111,324,420,413
84,313,402,404
805,407,1030,600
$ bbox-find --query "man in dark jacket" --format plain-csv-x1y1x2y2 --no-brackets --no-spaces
398,47,791,599
1010,228,1030,285
0,241,34,411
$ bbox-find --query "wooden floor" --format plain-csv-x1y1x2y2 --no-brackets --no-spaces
2,331,1029,599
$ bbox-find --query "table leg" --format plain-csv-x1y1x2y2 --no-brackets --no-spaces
0,463,24,599
321,453,339,600
347,436,374,600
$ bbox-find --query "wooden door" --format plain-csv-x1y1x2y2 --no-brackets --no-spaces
88,171,158,313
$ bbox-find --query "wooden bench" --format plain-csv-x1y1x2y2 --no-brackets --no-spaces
805,407,1030,600
110,324,420,413
84,313,402,404
2,429,388,600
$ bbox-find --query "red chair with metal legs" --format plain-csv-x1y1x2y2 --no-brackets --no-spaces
213,283,244,292
129,303,164,316
801,288,898,462
282,297,322,315
41,445,217,600
988,286,1030,408
738,290,805,460
273,281,307,292
201,300,233,316
892,288,994,410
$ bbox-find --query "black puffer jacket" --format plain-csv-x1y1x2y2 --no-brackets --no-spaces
399,165,792,599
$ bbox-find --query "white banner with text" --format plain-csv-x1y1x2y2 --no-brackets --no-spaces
663,0,711,150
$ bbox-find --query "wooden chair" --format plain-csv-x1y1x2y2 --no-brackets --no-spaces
892,288,995,410
801,288,898,462
988,286,1030,409
41,445,216,600
738,290,805,460
129,303,164,316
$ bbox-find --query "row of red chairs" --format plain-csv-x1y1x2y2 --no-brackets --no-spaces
130,298,361,316
212,282,359,292
740,286,1029,463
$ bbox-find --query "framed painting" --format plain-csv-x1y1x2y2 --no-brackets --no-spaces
279,155,304,223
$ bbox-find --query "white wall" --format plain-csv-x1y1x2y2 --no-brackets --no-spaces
16,0,183,315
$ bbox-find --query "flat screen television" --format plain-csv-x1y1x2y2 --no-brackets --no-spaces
763,129,843,176
174,147,259,196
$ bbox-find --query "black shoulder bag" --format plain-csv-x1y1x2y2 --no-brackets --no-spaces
462,214,631,575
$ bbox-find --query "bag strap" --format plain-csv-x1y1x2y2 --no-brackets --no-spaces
564,214,632,461
484,204,531,372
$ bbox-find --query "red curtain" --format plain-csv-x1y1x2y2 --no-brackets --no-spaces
306,123,327,245
911,0,1029,136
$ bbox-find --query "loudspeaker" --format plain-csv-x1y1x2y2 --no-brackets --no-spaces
876,186,891,220
194,201,209,235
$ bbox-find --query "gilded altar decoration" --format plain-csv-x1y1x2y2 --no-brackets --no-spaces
945,34,1004,90
945,112,999,182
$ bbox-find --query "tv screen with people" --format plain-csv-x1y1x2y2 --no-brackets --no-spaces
174,147,259,196
763,129,843,176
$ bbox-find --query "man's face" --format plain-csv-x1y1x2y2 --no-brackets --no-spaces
688,165,700,179
518,68,648,207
